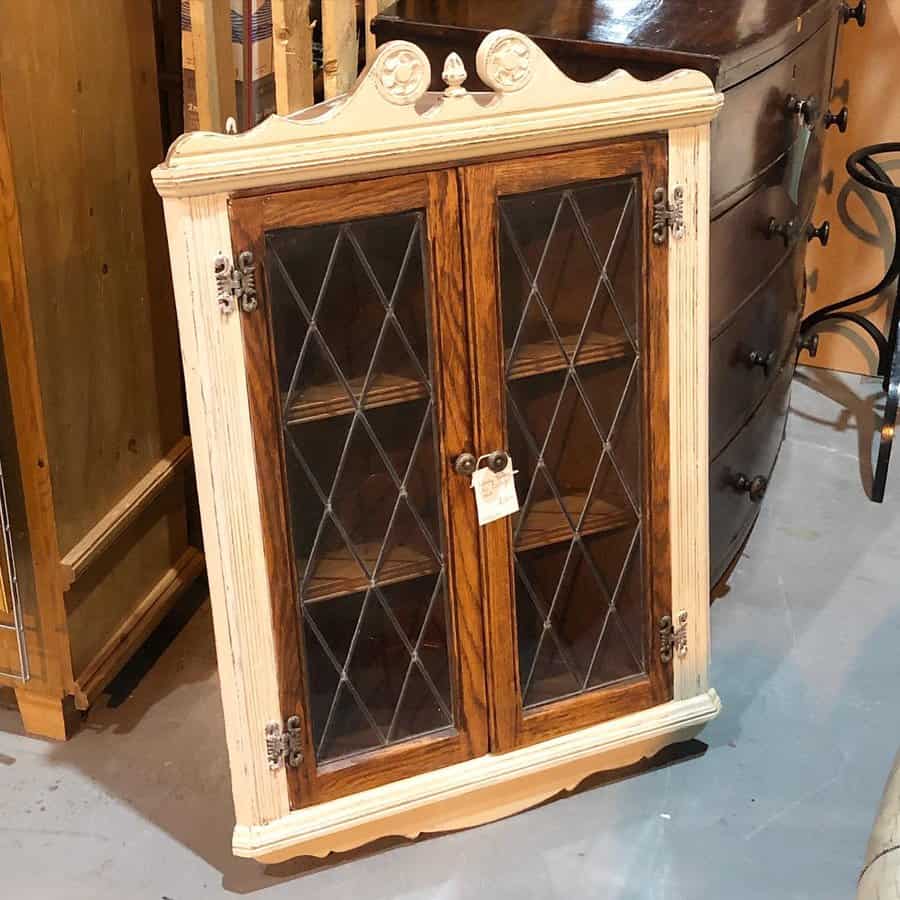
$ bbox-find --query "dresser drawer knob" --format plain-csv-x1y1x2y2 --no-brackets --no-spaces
748,350,776,374
824,107,849,133
797,332,819,358
734,473,769,503
786,94,820,127
767,216,797,247
841,0,867,27
807,220,831,246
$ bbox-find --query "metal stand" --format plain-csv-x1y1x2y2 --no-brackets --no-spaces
800,142,900,503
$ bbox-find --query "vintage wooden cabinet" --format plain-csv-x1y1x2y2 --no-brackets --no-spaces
0,2,203,739
153,30,722,862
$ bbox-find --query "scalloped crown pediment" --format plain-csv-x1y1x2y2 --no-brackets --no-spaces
152,29,722,198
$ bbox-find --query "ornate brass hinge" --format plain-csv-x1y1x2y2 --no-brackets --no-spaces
659,610,688,663
652,186,685,245
266,715,303,770
214,250,258,314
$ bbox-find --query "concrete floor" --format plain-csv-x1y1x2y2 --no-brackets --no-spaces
1,366,899,899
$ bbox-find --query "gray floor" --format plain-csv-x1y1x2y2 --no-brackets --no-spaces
1,367,899,899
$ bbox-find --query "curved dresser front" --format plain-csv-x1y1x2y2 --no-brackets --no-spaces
375,0,852,585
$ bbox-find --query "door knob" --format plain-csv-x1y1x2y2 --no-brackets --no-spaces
767,217,797,247
807,220,830,246
486,451,509,473
797,332,819,358
841,0,867,26
454,453,477,477
748,350,776,374
824,107,849,132
786,94,820,127
734,473,768,503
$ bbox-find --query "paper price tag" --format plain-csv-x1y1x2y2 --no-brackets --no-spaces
471,459,520,526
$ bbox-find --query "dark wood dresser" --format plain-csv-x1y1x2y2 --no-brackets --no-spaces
374,0,861,585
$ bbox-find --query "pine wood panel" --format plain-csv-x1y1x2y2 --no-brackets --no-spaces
0,0,186,558
322,0,359,99
0,83,68,691
273,0,315,115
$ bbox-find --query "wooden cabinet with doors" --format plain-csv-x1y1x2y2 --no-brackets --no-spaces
153,30,722,863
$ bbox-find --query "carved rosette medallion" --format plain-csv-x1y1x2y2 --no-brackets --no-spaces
373,43,431,106
480,34,533,93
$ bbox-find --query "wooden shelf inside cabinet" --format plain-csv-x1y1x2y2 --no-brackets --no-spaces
516,495,635,553
283,374,429,425
299,543,439,603
507,331,632,381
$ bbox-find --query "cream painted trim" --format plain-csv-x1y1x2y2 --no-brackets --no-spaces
152,29,722,198
668,125,712,701
233,690,721,862
162,195,289,826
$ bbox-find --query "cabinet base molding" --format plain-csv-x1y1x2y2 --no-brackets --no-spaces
13,689,81,742
233,690,721,863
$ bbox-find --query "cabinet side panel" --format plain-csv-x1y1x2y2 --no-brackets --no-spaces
668,125,711,700
0,0,185,555
163,194,289,827
0,82,69,692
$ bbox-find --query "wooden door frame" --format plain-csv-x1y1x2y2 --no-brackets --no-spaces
154,28,720,860
229,170,489,808
460,138,673,752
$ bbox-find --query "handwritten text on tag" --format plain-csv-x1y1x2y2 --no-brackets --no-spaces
471,459,519,526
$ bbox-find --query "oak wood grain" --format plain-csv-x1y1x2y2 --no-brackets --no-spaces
232,169,489,808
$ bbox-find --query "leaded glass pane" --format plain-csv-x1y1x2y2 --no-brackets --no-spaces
498,177,647,710
265,211,453,763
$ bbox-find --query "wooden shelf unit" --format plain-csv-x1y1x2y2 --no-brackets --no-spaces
153,30,720,863
516,495,634,552
0,3,202,739
507,331,632,380
283,373,429,425
299,544,439,603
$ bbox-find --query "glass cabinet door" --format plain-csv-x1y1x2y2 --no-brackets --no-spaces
230,172,487,807
461,140,674,752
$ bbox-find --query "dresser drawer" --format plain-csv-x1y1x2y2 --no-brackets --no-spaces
710,246,804,456
710,362,793,585
710,134,822,331
710,15,837,208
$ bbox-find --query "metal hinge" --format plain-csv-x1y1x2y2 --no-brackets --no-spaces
214,250,258,314
659,610,688,663
266,715,303,770
652,186,685,244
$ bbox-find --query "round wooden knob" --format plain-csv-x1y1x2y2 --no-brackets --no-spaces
824,107,849,132
734,473,769,503
807,221,831,246
841,0,867,26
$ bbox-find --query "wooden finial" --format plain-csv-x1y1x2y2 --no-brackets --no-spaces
442,52,468,97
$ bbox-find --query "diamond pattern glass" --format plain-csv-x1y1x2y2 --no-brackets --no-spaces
265,211,454,763
498,177,647,709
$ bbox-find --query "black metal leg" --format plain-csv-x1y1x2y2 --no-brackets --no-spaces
799,142,900,502
872,295,900,503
